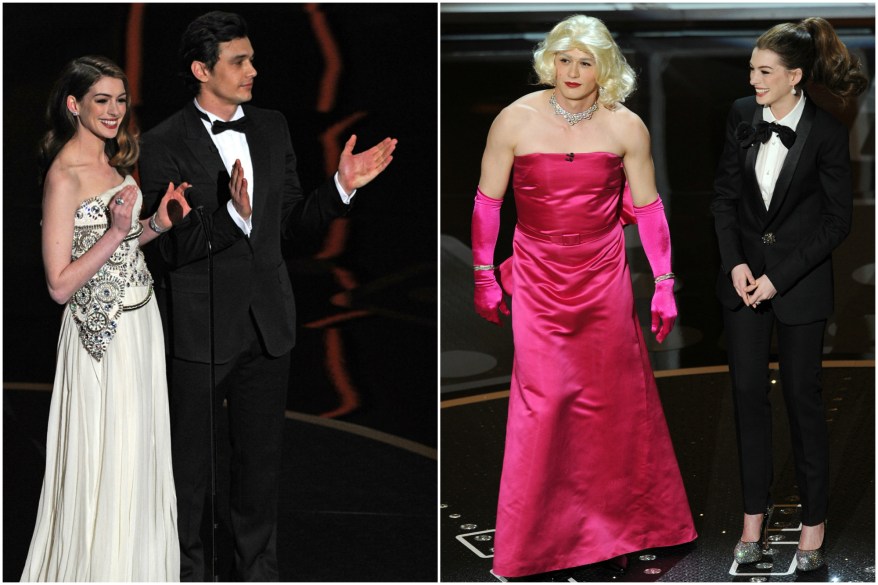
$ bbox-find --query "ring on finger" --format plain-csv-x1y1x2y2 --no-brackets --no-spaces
115,197,125,205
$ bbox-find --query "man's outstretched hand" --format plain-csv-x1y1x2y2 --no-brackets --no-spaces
337,135,397,194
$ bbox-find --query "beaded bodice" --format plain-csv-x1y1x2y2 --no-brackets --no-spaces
69,175,153,361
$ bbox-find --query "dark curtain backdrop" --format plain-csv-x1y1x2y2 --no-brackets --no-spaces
3,3,438,401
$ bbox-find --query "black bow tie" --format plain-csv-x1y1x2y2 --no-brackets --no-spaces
736,121,797,149
199,111,249,134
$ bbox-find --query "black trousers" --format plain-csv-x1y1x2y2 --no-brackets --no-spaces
723,302,828,526
168,313,290,581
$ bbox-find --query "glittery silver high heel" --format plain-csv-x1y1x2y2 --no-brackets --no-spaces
733,507,770,565
795,545,825,571
796,522,826,571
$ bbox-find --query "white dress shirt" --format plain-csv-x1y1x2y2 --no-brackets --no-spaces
193,99,355,237
755,94,806,209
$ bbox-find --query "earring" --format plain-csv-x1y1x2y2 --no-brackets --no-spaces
72,112,79,117
791,86,797,95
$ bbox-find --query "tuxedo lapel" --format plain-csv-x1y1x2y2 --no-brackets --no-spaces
181,103,231,209
744,104,766,221
764,97,815,226
243,109,273,241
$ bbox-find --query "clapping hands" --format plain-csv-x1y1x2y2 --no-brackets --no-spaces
337,135,397,194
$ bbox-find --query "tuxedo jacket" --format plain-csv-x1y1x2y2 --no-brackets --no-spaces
712,95,852,325
139,102,348,363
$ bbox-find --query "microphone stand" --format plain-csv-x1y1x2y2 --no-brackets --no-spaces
193,206,219,582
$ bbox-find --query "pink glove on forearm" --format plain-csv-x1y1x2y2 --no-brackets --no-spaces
472,188,510,325
634,196,676,343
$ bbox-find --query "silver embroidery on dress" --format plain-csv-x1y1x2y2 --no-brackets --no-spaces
68,176,153,361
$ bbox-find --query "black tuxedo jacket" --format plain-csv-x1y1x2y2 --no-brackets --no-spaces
712,95,852,325
139,101,348,363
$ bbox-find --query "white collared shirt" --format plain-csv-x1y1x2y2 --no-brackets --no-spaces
755,94,806,209
193,99,355,237
194,99,255,235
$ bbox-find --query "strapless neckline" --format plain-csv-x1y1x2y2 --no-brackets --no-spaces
78,175,135,209
514,151,622,159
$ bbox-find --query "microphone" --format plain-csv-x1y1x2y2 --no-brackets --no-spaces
565,153,575,162
191,204,219,582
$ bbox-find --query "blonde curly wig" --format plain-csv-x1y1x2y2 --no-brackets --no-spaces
533,15,636,107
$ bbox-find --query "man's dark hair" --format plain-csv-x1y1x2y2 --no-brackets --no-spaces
179,11,249,96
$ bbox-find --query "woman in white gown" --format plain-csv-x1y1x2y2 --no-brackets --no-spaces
21,55,189,581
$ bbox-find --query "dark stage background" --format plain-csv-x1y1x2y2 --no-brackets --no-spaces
440,2,875,392
3,3,437,581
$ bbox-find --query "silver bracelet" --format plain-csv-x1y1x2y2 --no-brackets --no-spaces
473,264,496,271
654,272,675,284
149,212,169,234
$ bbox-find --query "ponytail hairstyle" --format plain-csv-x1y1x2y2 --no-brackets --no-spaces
533,15,636,108
756,17,868,100
39,55,139,184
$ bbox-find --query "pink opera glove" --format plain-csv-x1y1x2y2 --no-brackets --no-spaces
472,188,510,325
650,280,676,343
634,196,676,343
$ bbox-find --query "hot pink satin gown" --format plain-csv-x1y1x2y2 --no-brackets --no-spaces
493,152,697,577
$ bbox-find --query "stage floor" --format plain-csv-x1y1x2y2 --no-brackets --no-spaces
4,389,437,582
441,365,875,582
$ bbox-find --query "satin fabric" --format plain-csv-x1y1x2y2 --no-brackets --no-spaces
473,189,509,323
493,153,696,577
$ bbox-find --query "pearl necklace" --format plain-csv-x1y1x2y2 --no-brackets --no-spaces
550,92,599,126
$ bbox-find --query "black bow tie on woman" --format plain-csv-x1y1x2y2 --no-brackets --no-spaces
736,121,797,149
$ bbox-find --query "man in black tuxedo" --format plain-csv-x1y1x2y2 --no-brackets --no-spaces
139,11,396,581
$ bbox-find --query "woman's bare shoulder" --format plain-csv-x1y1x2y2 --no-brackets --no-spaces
43,156,82,202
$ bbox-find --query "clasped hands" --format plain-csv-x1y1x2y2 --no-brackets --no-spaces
228,135,398,221
731,263,776,308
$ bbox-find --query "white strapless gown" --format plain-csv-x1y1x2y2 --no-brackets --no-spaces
21,176,179,581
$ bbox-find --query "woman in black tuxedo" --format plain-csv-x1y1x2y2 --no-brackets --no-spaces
711,17,867,572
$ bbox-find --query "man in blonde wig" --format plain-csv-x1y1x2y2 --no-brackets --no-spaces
532,15,636,109
470,14,697,577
